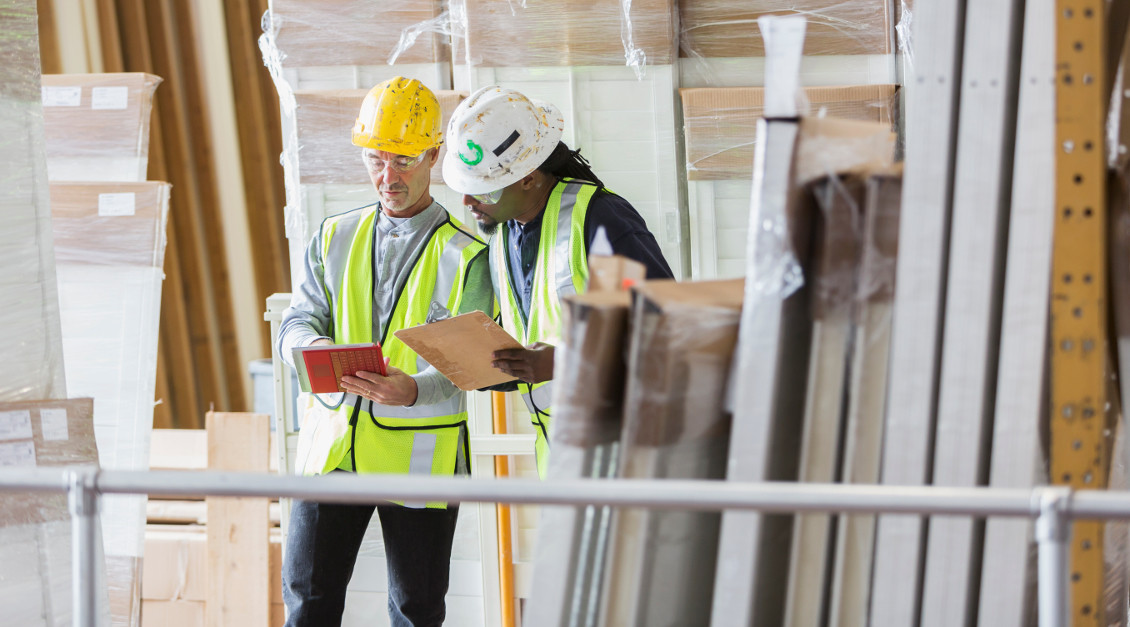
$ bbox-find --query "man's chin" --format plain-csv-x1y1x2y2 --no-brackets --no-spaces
476,218,499,236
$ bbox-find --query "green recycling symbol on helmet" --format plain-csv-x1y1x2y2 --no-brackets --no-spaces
457,140,484,166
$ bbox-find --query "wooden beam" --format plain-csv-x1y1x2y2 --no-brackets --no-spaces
205,412,270,627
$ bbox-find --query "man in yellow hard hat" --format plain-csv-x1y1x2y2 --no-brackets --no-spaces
277,77,492,627
442,85,673,478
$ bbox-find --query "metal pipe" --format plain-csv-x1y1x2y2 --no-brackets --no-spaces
11,467,1130,521
67,468,99,627
491,391,517,627
89,470,1044,517
1036,488,1071,627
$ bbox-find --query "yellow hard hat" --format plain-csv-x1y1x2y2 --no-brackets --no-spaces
351,77,443,157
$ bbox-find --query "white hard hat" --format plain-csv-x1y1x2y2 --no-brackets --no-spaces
442,85,565,195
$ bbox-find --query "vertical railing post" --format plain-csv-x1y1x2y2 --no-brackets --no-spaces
68,468,99,627
1036,487,1072,627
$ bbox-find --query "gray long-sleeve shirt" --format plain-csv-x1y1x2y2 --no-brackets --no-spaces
277,201,493,406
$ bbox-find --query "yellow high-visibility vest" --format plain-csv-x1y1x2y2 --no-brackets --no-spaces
294,205,486,509
489,178,594,478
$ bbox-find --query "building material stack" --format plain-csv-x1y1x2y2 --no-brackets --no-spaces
676,0,898,281
450,0,688,279
258,3,492,622
259,0,463,293
41,72,170,626
0,2,106,625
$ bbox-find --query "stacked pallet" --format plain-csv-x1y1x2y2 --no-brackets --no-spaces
0,3,98,625
42,72,170,626
678,0,896,87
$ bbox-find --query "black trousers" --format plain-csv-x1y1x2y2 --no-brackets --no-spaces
282,499,459,627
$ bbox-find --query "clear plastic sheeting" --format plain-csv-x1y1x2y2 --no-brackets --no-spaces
0,0,67,403
0,398,111,627
600,278,743,627
262,0,448,71
448,0,677,71
678,0,893,59
52,182,171,627
40,74,162,182
681,85,898,180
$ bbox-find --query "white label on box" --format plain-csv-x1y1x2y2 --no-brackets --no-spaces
39,408,68,442
91,86,129,110
0,441,36,467
98,193,136,216
0,411,33,441
42,86,82,107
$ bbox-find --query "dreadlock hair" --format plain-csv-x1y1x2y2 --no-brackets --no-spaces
535,142,605,190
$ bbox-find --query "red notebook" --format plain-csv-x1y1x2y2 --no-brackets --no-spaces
292,343,388,394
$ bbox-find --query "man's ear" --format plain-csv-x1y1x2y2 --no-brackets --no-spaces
519,172,540,190
427,146,441,166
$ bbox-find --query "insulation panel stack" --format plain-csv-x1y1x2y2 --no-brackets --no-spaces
676,0,896,88
41,71,169,626
0,3,86,625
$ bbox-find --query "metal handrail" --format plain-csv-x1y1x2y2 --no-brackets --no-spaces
4,467,1128,627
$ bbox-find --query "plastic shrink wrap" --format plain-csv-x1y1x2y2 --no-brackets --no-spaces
598,278,744,627
40,74,161,182
52,182,171,627
0,5,79,624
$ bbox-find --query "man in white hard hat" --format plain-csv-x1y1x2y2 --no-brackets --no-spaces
277,77,493,627
441,85,673,478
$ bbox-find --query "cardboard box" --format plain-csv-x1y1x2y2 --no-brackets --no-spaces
41,73,161,181
678,0,892,58
292,89,465,186
0,398,98,525
550,290,634,449
680,84,898,180
267,0,447,67
50,182,171,266
460,0,677,67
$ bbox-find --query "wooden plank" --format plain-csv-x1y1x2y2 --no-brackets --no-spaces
828,171,901,627
784,176,864,627
36,0,61,74
205,412,270,627
223,0,289,356
975,0,1055,623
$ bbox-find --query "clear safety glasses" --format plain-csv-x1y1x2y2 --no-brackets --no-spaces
471,188,504,205
365,151,427,174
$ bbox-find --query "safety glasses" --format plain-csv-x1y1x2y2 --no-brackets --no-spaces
365,151,427,173
471,188,504,205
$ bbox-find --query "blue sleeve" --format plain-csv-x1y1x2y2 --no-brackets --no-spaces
583,190,675,279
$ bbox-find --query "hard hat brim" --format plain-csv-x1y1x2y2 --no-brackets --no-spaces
442,99,565,196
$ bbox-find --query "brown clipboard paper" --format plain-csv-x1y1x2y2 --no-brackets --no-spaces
394,310,524,391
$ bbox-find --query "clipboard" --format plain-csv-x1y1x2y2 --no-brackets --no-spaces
394,311,524,391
